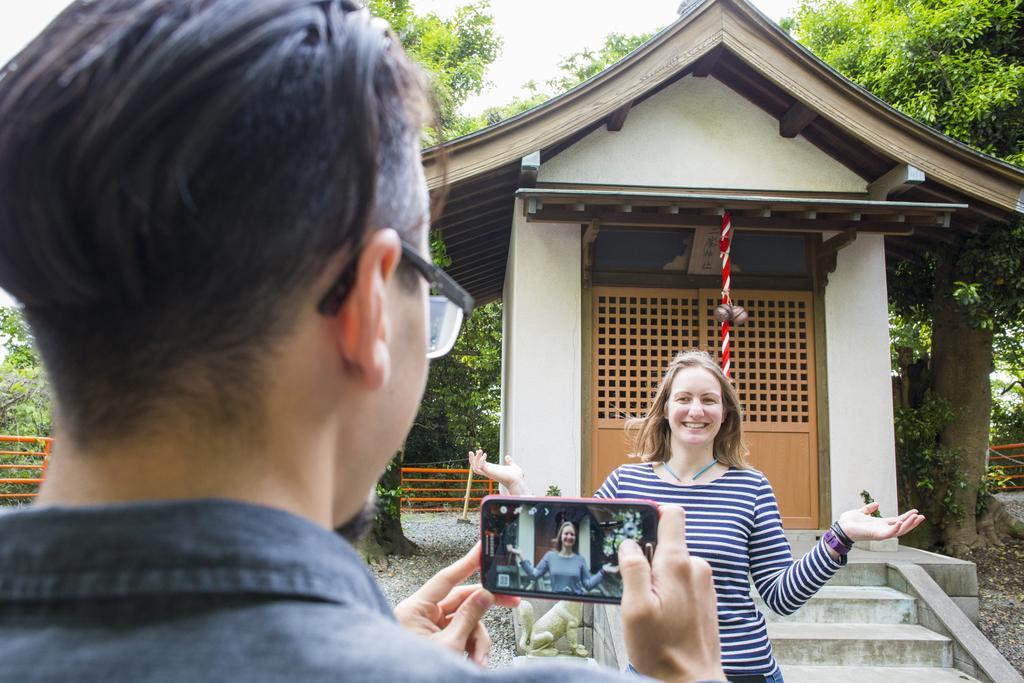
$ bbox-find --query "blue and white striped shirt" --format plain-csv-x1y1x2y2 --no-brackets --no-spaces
595,464,845,677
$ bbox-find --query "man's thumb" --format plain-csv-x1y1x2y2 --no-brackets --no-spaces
618,539,652,602
442,588,494,645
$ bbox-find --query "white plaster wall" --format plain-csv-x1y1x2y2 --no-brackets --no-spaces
501,200,582,497
538,75,866,194
824,233,898,522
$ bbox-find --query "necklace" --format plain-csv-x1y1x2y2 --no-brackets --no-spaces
661,458,717,482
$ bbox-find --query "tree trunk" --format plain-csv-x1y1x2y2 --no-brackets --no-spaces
930,255,994,557
360,451,418,565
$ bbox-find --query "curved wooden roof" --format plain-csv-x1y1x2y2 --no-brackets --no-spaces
425,0,1024,305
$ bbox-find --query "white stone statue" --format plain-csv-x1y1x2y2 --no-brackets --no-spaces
518,599,588,657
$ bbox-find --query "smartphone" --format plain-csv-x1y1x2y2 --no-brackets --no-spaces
479,495,659,604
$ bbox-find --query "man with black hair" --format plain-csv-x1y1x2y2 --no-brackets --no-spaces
0,2,725,681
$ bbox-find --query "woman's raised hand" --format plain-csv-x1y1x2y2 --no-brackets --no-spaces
468,450,529,494
837,502,925,542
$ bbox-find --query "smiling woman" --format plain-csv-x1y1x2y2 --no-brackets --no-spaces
471,349,925,681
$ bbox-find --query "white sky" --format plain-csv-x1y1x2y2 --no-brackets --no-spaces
0,0,797,308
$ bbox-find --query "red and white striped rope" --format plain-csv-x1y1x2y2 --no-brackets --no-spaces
720,211,733,378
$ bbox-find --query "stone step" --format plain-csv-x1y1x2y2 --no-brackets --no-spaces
768,622,952,667
828,562,888,586
754,586,917,624
780,665,981,682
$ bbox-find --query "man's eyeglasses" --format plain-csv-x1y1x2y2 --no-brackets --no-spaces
317,241,474,359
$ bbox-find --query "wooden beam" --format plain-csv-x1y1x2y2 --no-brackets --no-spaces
691,44,723,78
441,172,518,210
451,262,507,287
527,208,917,234
912,184,1007,222
868,163,926,200
606,101,633,132
443,225,509,250
519,151,540,189
779,102,818,138
437,201,511,228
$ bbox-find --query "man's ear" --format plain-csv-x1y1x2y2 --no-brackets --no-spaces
334,229,403,390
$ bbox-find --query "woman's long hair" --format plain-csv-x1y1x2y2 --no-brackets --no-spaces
624,350,748,469
551,521,578,553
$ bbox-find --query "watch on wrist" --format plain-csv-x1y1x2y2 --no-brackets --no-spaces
831,521,854,546
823,525,853,557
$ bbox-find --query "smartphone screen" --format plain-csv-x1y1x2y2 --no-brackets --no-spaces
480,495,659,604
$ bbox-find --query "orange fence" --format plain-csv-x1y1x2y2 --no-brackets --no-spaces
990,443,1024,491
400,467,494,513
0,435,52,501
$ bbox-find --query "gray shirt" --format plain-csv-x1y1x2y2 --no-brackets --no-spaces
0,499,635,682
520,551,605,594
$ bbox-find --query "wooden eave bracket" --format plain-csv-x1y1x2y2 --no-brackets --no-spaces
520,150,540,189
868,163,926,200
814,228,857,285
779,101,818,138
607,101,633,132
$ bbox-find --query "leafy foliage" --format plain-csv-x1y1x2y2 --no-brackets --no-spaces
859,490,883,517
0,308,51,438
404,299,502,465
367,0,501,139
0,307,39,371
991,376,1024,443
894,393,966,520
792,0,1024,166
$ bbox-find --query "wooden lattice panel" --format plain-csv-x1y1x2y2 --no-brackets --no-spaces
702,289,815,431
594,288,702,425
593,287,815,432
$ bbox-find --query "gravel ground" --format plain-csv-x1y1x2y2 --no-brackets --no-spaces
370,512,517,669
969,491,1024,674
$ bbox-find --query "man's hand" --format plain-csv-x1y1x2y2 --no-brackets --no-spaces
619,505,725,683
394,542,518,667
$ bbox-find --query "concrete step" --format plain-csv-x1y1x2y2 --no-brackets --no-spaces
828,562,888,586
768,622,952,667
755,586,917,624
781,665,981,682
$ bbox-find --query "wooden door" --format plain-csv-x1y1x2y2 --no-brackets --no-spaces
590,286,819,529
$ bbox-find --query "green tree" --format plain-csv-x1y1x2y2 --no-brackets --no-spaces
368,0,501,139
793,0,1024,554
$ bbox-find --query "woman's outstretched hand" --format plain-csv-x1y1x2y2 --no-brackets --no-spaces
838,502,925,542
468,450,530,495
